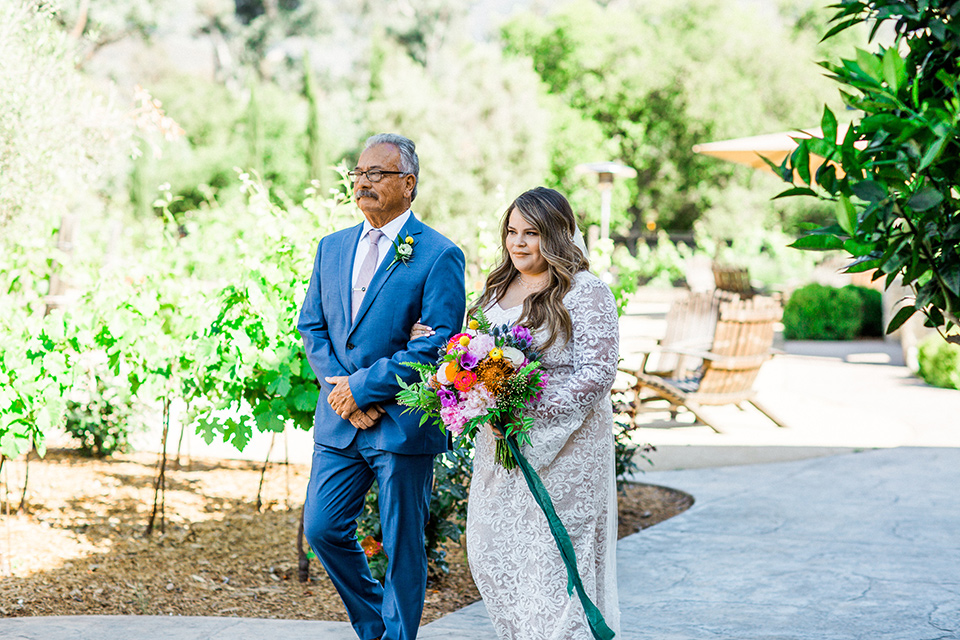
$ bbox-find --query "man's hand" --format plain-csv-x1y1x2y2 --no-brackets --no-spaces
349,404,385,430
325,376,359,419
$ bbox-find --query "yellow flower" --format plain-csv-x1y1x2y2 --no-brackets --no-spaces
489,348,503,360
405,235,414,245
458,335,471,347
468,319,479,330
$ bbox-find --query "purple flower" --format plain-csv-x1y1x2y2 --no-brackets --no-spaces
438,389,458,408
458,351,479,370
511,325,533,347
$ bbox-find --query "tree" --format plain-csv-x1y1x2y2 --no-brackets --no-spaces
0,1,128,460
303,52,334,194
52,0,173,66
776,1,960,341
0,1,126,228
501,0,843,234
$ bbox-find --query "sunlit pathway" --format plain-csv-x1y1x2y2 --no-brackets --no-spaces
424,447,960,640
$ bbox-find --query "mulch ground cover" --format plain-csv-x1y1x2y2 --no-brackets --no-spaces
0,448,692,621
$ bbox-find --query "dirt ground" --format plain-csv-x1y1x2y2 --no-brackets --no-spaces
0,448,692,622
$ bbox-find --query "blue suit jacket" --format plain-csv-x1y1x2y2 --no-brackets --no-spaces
297,213,466,455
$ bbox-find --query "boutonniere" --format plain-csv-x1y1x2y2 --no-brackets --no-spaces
388,233,415,269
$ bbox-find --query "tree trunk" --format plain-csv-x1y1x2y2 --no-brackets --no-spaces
255,434,275,512
145,399,171,536
69,0,90,40
17,447,30,514
45,213,78,316
2,455,10,576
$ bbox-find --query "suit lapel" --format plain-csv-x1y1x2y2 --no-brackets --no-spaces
349,214,424,333
340,224,364,325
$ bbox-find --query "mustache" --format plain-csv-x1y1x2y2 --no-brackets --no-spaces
356,189,378,199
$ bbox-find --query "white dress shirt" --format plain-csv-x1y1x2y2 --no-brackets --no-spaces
351,210,413,288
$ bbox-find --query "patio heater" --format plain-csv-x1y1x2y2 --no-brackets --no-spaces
575,161,637,246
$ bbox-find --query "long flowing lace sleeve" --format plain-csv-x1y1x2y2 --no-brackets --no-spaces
524,274,619,470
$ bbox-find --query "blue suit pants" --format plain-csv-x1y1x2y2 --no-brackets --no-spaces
303,440,434,640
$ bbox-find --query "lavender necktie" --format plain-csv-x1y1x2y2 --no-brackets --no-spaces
352,228,383,320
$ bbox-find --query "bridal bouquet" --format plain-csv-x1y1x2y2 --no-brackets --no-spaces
396,308,548,469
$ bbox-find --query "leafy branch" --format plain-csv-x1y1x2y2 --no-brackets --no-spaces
776,0,960,343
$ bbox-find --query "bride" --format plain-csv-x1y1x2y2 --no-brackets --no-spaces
414,186,620,639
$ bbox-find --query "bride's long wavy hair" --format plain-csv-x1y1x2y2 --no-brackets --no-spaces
469,187,589,352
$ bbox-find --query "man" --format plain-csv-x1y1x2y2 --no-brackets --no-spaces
298,133,466,640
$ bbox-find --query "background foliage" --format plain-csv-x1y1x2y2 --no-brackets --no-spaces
782,283,883,340
917,333,960,389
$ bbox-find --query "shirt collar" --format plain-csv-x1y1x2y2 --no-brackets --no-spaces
362,210,412,244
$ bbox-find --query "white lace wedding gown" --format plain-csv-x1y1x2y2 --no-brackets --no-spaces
466,271,621,640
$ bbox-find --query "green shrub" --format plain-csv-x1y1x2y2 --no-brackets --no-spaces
633,232,691,287
65,374,135,457
843,285,883,337
783,283,863,340
917,334,960,390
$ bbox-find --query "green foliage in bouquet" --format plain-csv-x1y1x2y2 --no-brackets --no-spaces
395,362,444,428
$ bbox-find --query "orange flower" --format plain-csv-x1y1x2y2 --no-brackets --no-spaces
443,361,460,382
475,358,513,395
361,536,383,558
454,371,478,392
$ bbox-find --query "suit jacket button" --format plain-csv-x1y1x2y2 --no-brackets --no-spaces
346,343,355,350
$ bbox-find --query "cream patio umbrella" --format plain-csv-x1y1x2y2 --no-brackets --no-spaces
691,124,855,176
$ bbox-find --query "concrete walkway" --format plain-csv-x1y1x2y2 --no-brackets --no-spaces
428,448,960,639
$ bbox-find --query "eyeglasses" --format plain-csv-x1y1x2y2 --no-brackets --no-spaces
347,169,406,183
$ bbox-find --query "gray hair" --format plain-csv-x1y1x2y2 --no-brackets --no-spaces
364,133,419,200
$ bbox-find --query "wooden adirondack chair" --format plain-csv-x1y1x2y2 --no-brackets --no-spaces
639,290,732,380
713,264,755,299
617,295,787,433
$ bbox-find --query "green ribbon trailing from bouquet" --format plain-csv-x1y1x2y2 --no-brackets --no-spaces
504,437,616,640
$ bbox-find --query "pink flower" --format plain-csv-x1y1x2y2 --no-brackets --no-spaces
466,333,495,360
441,405,467,436
460,385,496,421
447,333,470,352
